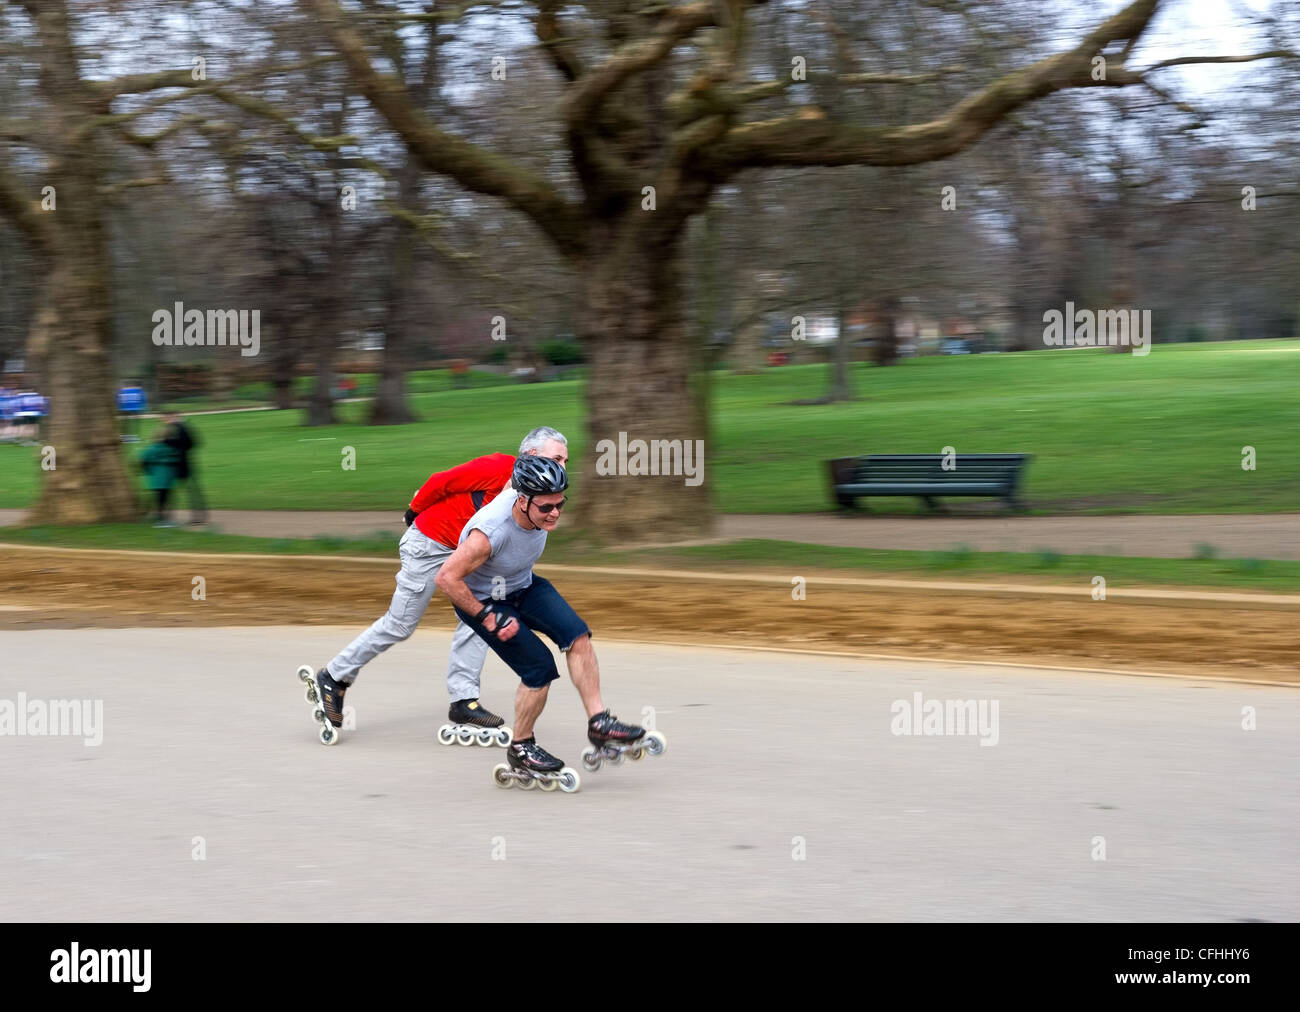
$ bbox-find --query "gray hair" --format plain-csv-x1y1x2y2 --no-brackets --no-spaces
519,426,567,455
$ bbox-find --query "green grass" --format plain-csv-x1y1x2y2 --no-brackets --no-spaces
3,525,1299,592
0,523,402,557
2,341,1298,514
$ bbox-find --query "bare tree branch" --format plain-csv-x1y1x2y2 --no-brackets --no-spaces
1147,49,1299,71
305,0,584,256
87,56,341,130
563,2,718,129
699,0,1165,172
0,161,53,250
536,0,585,82
92,69,205,100
0,121,39,143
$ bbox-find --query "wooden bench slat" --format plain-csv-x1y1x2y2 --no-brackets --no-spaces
829,452,1031,512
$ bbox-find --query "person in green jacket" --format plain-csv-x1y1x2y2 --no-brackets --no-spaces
139,426,181,527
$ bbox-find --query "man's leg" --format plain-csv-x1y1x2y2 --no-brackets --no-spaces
445,619,490,703
513,683,549,741
327,529,449,684
511,576,601,718
453,600,560,736
563,633,604,719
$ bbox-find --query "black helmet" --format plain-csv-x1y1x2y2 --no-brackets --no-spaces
513,455,568,496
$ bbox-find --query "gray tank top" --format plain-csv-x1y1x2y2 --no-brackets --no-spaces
459,489,547,599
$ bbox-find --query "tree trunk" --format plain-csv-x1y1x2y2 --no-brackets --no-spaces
1009,295,1039,352
307,351,336,426
870,297,900,367
576,241,711,543
370,157,419,425
827,285,854,401
273,376,293,410
28,144,138,524
688,205,721,458
729,270,766,375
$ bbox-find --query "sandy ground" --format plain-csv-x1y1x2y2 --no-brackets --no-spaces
5,509,1300,558
2,626,1296,921
2,547,1298,684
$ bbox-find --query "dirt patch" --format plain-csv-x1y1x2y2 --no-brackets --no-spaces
3,547,1296,684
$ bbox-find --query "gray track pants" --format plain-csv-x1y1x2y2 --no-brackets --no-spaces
327,523,488,702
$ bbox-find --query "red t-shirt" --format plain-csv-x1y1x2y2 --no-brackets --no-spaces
409,453,515,548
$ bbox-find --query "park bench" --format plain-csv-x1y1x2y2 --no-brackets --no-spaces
827,453,1031,513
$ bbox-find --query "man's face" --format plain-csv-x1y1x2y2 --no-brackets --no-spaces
524,491,566,532
532,439,568,467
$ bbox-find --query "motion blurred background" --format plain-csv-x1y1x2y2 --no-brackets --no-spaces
1,0,1298,541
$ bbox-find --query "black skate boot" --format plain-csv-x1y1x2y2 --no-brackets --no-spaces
296,665,348,746
587,710,646,747
581,710,667,772
450,698,505,727
491,737,580,793
439,699,512,748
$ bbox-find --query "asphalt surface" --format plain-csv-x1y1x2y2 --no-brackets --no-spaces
3,627,1297,921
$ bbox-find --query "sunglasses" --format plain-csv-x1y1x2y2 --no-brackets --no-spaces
531,497,567,514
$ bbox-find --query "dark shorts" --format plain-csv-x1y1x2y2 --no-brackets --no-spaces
453,575,591,689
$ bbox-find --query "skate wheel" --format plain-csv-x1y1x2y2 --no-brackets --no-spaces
297,665,314,683
538,776,559,792
496,727,513,748
319,725,338,746
304,684,318,703
580,745,601,772
644,731,667,757
628,747,644,761
437,724,456,746
312,707,325,724
557,768,580,793
518,775,538,791
608,748,625,766
476,728,495,747
456,726,475,746
492,763,513,789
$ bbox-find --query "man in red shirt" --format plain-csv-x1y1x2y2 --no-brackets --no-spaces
301,426,568,746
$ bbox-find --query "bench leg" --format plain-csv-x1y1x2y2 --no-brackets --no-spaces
921,495,946,514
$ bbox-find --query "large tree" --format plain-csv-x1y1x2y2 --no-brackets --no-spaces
304,0,1289,541
3,0,1294,533
0,0,345,520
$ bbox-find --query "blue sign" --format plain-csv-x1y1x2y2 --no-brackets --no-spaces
13,393,47,417
117,387,147,413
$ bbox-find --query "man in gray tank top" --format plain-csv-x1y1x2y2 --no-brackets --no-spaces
436,456,664,790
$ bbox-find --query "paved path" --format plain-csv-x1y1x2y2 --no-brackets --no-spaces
2,627,1296,921
5,509,1300,559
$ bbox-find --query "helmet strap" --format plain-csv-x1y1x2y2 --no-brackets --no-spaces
520,494,541,530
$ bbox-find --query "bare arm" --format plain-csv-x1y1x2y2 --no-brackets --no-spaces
435,530,517,640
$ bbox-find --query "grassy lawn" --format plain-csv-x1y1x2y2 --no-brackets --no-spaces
2,340,1297,514
2,524,1298,591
